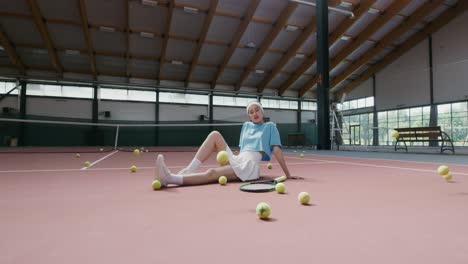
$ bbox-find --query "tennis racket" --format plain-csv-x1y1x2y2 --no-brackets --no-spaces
239,176,287,193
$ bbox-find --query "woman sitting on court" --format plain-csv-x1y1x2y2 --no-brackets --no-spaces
155,101,293,186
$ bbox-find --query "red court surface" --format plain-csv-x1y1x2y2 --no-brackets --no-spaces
1,150,468,264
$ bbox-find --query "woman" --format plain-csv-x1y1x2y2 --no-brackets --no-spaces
155,101,296,186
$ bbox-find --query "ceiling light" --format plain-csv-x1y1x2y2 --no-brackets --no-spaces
340,1,353,8
65,49,80,55
285,25,299,32
340,35,351,41
368,8,380,14
33,49,48,54
255,69,265,74
140,32,155,38
99,26,116,32
183,6,199,14
245,42,256,48
171,60,183,65
295,53,305,59
141,0,158,7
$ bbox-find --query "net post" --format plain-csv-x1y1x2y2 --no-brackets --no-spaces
114,125,120,150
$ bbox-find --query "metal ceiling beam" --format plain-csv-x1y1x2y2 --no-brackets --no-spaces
234,2,298,91
331,0,445,89
78,0,97,79
157,0,174,84
278,0,375,95
257,0,341,93
336,0,468,98
0,26,26,74
298,0,411,97
211,0,261,89
185,0,219,86
27,0,63,74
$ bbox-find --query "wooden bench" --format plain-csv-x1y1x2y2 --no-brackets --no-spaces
394,126,454,154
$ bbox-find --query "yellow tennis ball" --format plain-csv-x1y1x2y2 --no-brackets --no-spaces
437,165,449,175
300,153,304,158
256,202,271,219
216,151,229,166
391,130,399,139
75,153,80,158
298,192,310,205
99,148,103,152
275,182,286,194
152,179,162,190
130,165,137,172
443,173,453,181
84,161,90,167
267,163,272,169
133,149,140,156
218,176,227,185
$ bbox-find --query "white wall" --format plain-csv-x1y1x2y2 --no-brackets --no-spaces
159,103,207,121
376,40,430,110
213,106,246,122
346,78,373,100
265,108,296,123
432,11,468,103
301,111,316,123
99,100,155,121
27,97,93,119
0,96,19,110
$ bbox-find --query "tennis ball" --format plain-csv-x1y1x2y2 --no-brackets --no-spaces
145,149,149,153
75,153,80,158
216,151,229,166
300,153,304,158
100,148,103,152
152,179,162,190
293,150,297,153
443,173,453,181
130,165,137,172
275,182,286,194
84,161,90,167
218,176,227,185
437,165,449,175
391,130,399,139
133,149,140,156
256,202,271,219
298,192,310,205
267,163,272,169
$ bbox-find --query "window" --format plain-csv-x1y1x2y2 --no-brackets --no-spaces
160,92,207,104
301,101,317,111
26,84,93,98
339,96,374,111
0,81,18,95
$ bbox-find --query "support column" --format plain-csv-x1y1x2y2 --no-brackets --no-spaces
428,35,438,146
18,80,27,146
372,74,379,146
316,0,330,150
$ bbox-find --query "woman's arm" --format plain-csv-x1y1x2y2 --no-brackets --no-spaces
272,146,293,179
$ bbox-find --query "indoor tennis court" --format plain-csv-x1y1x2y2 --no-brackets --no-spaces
1,0,468,263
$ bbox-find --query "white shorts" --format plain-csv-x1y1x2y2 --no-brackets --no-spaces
225,146,262,182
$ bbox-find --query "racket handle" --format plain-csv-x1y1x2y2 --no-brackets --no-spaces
275,175,287,183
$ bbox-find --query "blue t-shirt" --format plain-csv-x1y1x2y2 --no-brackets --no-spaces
238,121,282,161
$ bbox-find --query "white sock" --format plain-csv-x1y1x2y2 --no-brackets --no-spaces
156,155,184,186
178,158,201,175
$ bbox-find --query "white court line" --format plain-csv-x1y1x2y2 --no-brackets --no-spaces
285,156,468,176
0,161,332,173
80,150,119,170
285,152,468,167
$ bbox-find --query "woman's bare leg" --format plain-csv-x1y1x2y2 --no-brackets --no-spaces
178,131,228,175
156,154,239,186
193,130,227,162
182,166,239,186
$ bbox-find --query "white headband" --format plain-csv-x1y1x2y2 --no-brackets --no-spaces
246,101,264,115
